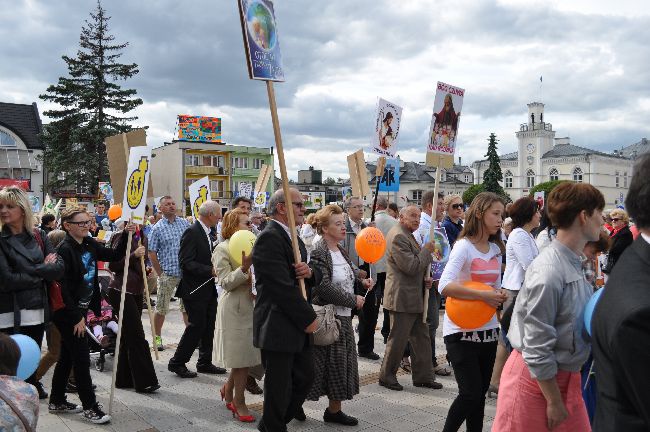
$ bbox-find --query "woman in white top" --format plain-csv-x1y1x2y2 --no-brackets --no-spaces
438,192,508,432
299,213,317,255
306,204,373,426
535,207,556,253
489,197,541,396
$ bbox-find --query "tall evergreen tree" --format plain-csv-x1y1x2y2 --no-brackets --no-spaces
482,133,505,196
39,0,142,194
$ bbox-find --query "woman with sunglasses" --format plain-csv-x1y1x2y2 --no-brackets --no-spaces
48,207,134,425
603,208,633,275
442,195,464,248
212,208,260,423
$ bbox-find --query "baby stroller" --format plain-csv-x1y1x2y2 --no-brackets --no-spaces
86,292,118,372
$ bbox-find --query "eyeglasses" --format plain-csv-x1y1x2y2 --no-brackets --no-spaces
349,205,364,210
611,218,621,222
244,220,252,226
67,220,92,227
451,203,464,210
280,201,305,209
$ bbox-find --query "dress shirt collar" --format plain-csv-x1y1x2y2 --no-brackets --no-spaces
197,218,211,237
642,232,650,245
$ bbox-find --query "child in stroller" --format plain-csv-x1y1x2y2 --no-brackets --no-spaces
86,298,118,371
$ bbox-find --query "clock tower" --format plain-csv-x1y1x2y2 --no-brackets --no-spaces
515,102,555,190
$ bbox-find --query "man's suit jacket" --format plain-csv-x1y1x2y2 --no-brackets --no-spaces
175,221,216,302
383,224,433,314
252,220,317,353
592,237,650,431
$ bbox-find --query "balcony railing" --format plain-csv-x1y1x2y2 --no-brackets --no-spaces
186,166,227,176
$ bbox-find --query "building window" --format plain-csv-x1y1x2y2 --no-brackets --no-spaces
464,174,470,183
0,130,17,147
212,155,225,168
0,168,10,178
549,168,559,181
232,157,248,169
624,172,628,188
411,190,423,204
253,158,265,169
615,171,620,188
572,167,583,183
185,154,200,166
504,170,513,188
210,180,225,193
526,169,535,188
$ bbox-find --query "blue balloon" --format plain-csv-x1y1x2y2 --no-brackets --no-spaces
584,288,604,337
10,334,40,380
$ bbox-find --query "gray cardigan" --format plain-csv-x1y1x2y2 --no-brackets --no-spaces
508,240,592,380
308,239,359,311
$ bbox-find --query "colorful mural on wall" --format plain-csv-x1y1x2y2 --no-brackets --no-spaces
178,115,222,143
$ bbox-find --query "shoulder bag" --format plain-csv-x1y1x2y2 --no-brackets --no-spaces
312,304,341,346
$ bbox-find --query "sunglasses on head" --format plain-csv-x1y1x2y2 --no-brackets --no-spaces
451,203,464,210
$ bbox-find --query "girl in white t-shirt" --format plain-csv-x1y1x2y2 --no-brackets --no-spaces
438,192,508,432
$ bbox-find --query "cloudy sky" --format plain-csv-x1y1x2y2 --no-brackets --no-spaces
2,0,649,180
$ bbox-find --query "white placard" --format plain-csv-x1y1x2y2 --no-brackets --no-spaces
372,98,402,158
121,146,152,224
239,182,253,199
189,176,211,219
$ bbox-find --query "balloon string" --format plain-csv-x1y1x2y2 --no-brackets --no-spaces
189,277,215,295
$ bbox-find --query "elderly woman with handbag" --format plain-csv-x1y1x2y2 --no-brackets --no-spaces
306,204,374,426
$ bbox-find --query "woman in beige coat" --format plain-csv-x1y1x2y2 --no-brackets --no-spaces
212,208,260,423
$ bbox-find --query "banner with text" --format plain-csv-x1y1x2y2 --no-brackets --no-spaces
238,0,284,81
378,158,400,192
427,82,465,158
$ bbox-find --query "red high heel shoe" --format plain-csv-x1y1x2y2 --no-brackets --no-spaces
231,404,255,423
219,386,235,412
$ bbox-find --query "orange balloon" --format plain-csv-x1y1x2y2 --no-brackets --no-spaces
354,227,386,264
107,204,122,221
446,281,496,329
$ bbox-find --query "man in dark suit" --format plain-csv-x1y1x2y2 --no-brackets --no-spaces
592,153,650,432
168,201,225,378
253,188,319,432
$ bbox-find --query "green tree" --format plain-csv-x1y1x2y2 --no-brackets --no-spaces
529,180,569,198
323,177,336,185
39,0,142,194
463,184,485,205
482,133,505,196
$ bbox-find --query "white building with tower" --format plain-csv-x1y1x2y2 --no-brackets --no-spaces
472,102,634,207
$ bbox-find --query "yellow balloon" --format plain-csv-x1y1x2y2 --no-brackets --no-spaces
228,230,257,266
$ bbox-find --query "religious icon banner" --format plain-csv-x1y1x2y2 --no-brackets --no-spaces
427,82,465,157
238,0,284,81
372,98,402,158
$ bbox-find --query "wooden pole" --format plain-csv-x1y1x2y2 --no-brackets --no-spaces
109,226,133,415
370,157,386,222
423,164,442,323
266,81,306,299
139,238,159,361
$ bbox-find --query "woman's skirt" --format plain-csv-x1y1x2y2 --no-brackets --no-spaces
493,350,591,432
306,315,359,401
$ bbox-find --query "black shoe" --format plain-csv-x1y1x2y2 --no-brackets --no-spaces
323,409,358,426
246,375,263,394
358,351,380,360
48,400,82,414
81,403,111,424
414,381,443,389
136,384,161,394
168,363,197,378
378,380,403,391
293,406,306,422
34,381,48,399
196,363,226,374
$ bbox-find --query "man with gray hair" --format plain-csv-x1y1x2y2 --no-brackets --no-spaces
253,188,319,431
168,200,225,378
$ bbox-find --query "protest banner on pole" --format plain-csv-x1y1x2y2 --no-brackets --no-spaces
254,163,273,195
254,191,268,209
239,0,306,299
109,139,153,414
370,157,386,221
238,181,253,199
423,82,465,323
372,98,402,158
189,176,211,220
105,129,154,206
378,158,400,193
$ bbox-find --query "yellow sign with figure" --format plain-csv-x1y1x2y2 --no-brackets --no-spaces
188,176,211,219
121,146,152,224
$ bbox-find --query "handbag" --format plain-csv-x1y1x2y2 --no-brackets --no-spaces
312,304,341,346
32,229,65,312
0,386,36,432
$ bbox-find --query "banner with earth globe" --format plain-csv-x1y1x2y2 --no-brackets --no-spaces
238,0,284,81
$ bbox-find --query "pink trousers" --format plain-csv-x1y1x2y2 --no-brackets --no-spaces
492,350,590,432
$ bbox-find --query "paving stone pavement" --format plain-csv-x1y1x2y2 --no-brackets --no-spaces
37,300,494,431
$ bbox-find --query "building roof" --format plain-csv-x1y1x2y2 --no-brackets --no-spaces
0,102,43,149
541,143,623,159
620,138,649,159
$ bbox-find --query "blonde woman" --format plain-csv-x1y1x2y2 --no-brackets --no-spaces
603,208,633,274
212,208,260,423
442,194,464,247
